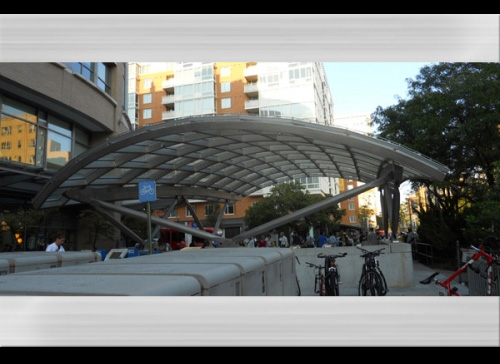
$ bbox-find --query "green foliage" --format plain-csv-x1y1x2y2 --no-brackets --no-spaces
244,181,345,236
357,205,373,232
372,62,500,251
2,207,62,234
205,203,223,229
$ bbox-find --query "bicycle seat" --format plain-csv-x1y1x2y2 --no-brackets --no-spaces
419,272,439,285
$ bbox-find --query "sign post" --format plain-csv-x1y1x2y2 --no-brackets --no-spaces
138,180,157,255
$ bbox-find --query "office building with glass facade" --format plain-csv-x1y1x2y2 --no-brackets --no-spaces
0,62,130,251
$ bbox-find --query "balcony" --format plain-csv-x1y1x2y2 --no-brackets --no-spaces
162,78,176,90
162,110,179,120
245,99,260,113
244,83,259,97
162,94,176,106
244,66,259,82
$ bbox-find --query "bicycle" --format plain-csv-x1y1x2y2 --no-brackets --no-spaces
419,244,500,296
306,252,347,296
357,247,388,296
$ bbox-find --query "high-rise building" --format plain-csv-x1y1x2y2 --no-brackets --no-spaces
132,62,339,237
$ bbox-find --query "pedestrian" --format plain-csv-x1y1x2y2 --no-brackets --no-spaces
329,233,339,246
258,235,267,248
317,232,329,248
247,237,256,248
306,234,315,247
291,232,301,246
46,233,65,252
278,232,289,248
406,228,417,252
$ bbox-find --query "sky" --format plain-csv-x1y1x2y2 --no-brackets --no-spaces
323,62,433,118
323,62,434,197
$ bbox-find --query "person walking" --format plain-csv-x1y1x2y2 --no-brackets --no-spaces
278,232,289,248
291,232,301,246
46,233,65,252
317,232,329,248
329,233,339,246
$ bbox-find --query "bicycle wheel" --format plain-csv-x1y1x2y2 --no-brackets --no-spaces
378,270,388,295
325,271,340,296
358,271,383,296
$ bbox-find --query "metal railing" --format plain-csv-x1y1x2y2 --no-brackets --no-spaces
467,259,500,296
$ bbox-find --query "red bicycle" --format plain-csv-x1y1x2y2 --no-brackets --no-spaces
420,244,499,296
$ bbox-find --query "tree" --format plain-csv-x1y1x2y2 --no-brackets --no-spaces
372,62,500,249
205,203,224,229
244,181,345,237
78,209,116,251
1,207,63,251
357,204,373,232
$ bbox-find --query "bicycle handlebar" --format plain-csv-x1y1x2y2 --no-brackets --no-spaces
306,262,322,269
357,247,385,257
317,252,347,259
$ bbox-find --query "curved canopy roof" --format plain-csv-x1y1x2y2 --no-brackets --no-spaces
33,115,449,209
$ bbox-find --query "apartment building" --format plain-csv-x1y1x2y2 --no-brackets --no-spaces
132,62,339,237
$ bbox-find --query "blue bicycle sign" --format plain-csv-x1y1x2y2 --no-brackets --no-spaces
138,180,157,202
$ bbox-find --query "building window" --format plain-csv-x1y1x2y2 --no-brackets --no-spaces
220,66,231,77
96,63,111,94
185,207,192,217
221,82,231,93
349,216,357,223
1,126,11,135
224,203,235,215
143,78,152,89
139,64,151,75
0,95,91,169
348,203,355,210
202,66,213,81
128,93,136,106
168,211,177,218
221,98,231,109
64,62,111,94
205,204,215,216
1,142,11,150
293,176,319,190
143,109,152,119
143,93,152,104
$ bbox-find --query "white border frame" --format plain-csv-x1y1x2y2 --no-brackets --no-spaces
0,14,499,347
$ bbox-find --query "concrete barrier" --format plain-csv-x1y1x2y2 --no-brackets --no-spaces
0,251,102,275
105,253,267,296
294,242,413,296
178,249,285,296
12,263,242,296
0,274,201,296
